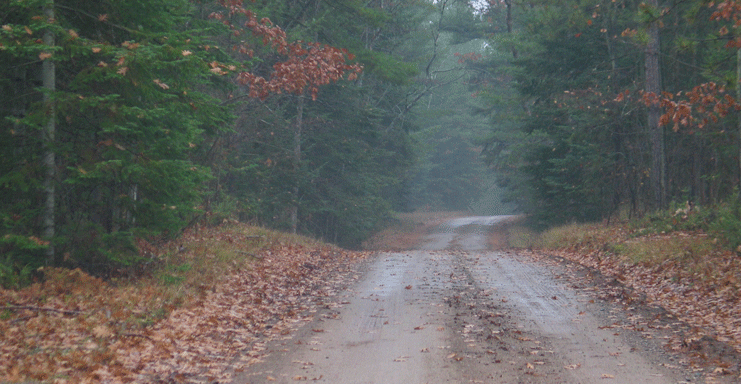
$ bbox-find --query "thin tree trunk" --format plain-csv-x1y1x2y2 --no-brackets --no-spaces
42,2,56,262
290,94,304,234
504,0,518,58
737,47,741,190
645,0,665,209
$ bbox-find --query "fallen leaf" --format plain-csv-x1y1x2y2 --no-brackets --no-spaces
713,367,730,375
92,325,113,338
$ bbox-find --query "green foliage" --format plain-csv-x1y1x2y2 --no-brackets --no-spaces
0,0,233,277
630,201,715,236
357,50,419,85
475,0,741,228
709,197,741,252
0,233,47,289
626,198,741,254
55,222,144,277
204,0,430,248
0,261,36,290
0,0,446,274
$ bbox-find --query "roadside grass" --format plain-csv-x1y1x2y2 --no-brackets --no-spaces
506,217,731,281
127,223,331,325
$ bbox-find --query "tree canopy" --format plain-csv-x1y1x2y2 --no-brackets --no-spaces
7,0,741,280
473,0,741,229
0,0,440,279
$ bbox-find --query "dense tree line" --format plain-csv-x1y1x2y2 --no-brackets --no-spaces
473,0,741,229
14,0,740,280
1,0,457,279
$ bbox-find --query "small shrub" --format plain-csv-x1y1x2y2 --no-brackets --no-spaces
0,234,48,289
629,201,715,238
0,260,35,289
709,198,741,253
57,222,144,278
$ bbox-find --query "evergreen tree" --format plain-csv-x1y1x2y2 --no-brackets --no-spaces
0,0,232,274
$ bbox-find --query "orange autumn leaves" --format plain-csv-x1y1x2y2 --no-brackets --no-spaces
210,1,362,101
614,83,740,132
0,224,369,383
237,42,362,101
610,1,741,132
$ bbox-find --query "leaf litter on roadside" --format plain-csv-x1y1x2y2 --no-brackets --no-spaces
521,222,741,379
0,223,369,383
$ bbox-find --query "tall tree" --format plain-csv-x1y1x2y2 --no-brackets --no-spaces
644,0,666,209
199,0,427,246
41,1,56,262
1,0,234,273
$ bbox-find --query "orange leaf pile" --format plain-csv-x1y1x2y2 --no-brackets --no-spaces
0,224,369,383
538,226,741,356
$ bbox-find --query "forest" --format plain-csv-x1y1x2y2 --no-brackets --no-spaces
3,0,741,281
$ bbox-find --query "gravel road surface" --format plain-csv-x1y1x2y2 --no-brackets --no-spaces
236,216,715,384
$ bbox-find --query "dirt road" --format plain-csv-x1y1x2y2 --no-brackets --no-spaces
236,216,714,383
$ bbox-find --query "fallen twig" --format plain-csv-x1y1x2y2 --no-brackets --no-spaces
122,332,153,341
237,250,263,259
3,305,83,316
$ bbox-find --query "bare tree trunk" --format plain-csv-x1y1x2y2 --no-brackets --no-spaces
737,48,741,190
645,0,665,209
42,2,56,263
504,0,518,59
290,94,304,234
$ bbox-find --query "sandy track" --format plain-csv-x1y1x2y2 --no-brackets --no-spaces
236,216,713,383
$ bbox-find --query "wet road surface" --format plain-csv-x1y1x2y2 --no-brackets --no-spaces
237,216,695,383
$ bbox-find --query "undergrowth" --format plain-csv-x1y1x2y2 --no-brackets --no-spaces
1,222,328,333
511,199,741,259
506,202,741,286
129,223,329,319
0,221,349,383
